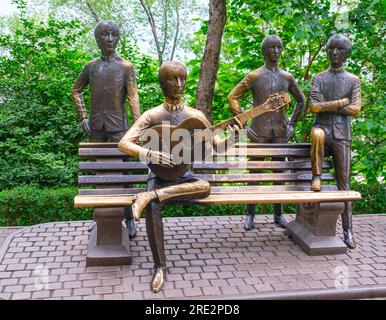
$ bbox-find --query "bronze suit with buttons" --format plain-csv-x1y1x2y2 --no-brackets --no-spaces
72,53,141,141
310,68,361,229
228,66,306,220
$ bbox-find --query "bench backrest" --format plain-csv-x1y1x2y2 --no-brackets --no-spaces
78,142,337,196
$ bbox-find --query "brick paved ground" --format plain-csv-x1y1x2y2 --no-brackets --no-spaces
0,214,385,300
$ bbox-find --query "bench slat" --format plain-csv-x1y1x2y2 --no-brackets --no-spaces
78,173,336,185
79,160,333,171
79,147,312,158
74,190,361,208
78,184,339,196
78,142,313,149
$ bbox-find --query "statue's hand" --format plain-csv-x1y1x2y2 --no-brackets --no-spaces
81,118,91,137
227,118,243,138
147,150,175,168
339,98,350,108
286,124,295,141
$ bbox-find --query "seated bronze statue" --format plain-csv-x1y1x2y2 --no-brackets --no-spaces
118,61,242,293
309,34,361,249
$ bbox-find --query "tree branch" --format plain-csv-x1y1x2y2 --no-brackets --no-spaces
170,1,180,61
139,0,163,64
84,0,100,23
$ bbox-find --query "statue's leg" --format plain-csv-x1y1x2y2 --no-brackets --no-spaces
310,127,326,191
245,133,267,231
272,136,287,228
155,177,211,202
330,139,355,249
144,178,167,293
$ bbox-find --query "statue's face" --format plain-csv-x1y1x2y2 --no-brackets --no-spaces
97,24,119,54
161,67,187,101
264,39,282,63
327,39,348,68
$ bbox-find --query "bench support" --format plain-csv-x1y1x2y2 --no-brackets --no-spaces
286,202,347,255
86,207,132,267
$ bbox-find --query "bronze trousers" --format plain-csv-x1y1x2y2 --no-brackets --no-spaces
311,127,352,229
145,175,211,266
247,133,287,216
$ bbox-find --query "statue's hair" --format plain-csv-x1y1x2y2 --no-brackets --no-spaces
94,20,120,41
261,35,283,56
326,34,352,54
158,61,187,83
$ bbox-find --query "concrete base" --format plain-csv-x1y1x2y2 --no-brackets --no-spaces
286,219,347,255
86,207,132,267
86,225,132,267
286,202,348,255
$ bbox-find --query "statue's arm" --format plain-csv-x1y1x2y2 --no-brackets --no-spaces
118,112,151,159
309,76,349,113
118,112,175,168
227,74,253,116
71,65,89,121
126,64,141,121
288,76,306,126
330,77,361,116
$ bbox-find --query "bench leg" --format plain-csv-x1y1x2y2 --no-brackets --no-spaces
286,202,347,255
86,207,132,267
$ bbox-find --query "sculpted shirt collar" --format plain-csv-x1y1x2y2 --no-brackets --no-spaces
263,64,279,74
101,53,118,62
329,66,345,75
163,101,184,112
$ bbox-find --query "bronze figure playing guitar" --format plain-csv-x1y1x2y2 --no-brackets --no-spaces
115,61,290,293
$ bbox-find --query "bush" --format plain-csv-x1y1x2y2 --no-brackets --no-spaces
0,186,91,226
0,183,384,227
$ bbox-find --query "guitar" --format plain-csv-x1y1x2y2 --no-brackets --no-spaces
141,92,291,181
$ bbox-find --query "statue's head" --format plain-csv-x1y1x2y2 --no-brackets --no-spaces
326,34,352,68
94,20,120,55
158,61,187,101
262,35,283,63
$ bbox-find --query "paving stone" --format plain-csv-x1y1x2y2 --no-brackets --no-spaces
0,215,385,300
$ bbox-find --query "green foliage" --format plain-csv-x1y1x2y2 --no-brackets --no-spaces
0,186,91,226
187,0,385,184
0,183,384,226
0,3,162,189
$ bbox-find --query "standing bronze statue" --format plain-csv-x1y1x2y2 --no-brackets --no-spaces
310,34,361,249
118,61,241,293
227,35,306,230
72,20,141,239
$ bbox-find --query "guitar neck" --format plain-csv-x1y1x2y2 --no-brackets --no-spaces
211,101,269,132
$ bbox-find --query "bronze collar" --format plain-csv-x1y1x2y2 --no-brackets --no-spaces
329,66,344,74
163,102,184,112
101,53,118,62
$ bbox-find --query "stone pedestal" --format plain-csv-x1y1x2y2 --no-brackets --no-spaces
286,202,347,255
86,207,132,267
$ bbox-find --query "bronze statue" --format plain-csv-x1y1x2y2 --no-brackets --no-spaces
72,20,141,239
227,35,306,230
118,61,242,293
310,34,361,249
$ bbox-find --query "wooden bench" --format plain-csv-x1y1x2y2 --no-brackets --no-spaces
74,142,361,266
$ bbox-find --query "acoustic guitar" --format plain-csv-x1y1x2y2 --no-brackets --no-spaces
141,92,291,181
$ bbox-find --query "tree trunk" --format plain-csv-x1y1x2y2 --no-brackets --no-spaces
195,0,226,122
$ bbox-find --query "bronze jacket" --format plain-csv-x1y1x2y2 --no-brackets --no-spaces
72,54,140,132
310,69,361,141
228,66,305,138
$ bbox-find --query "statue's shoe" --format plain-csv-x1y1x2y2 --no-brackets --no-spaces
274,213,287,229
125,218,137,240
132,192,157,221
244,214,254,230
311,175,321,192
151,265,167,293
343,229,356,249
